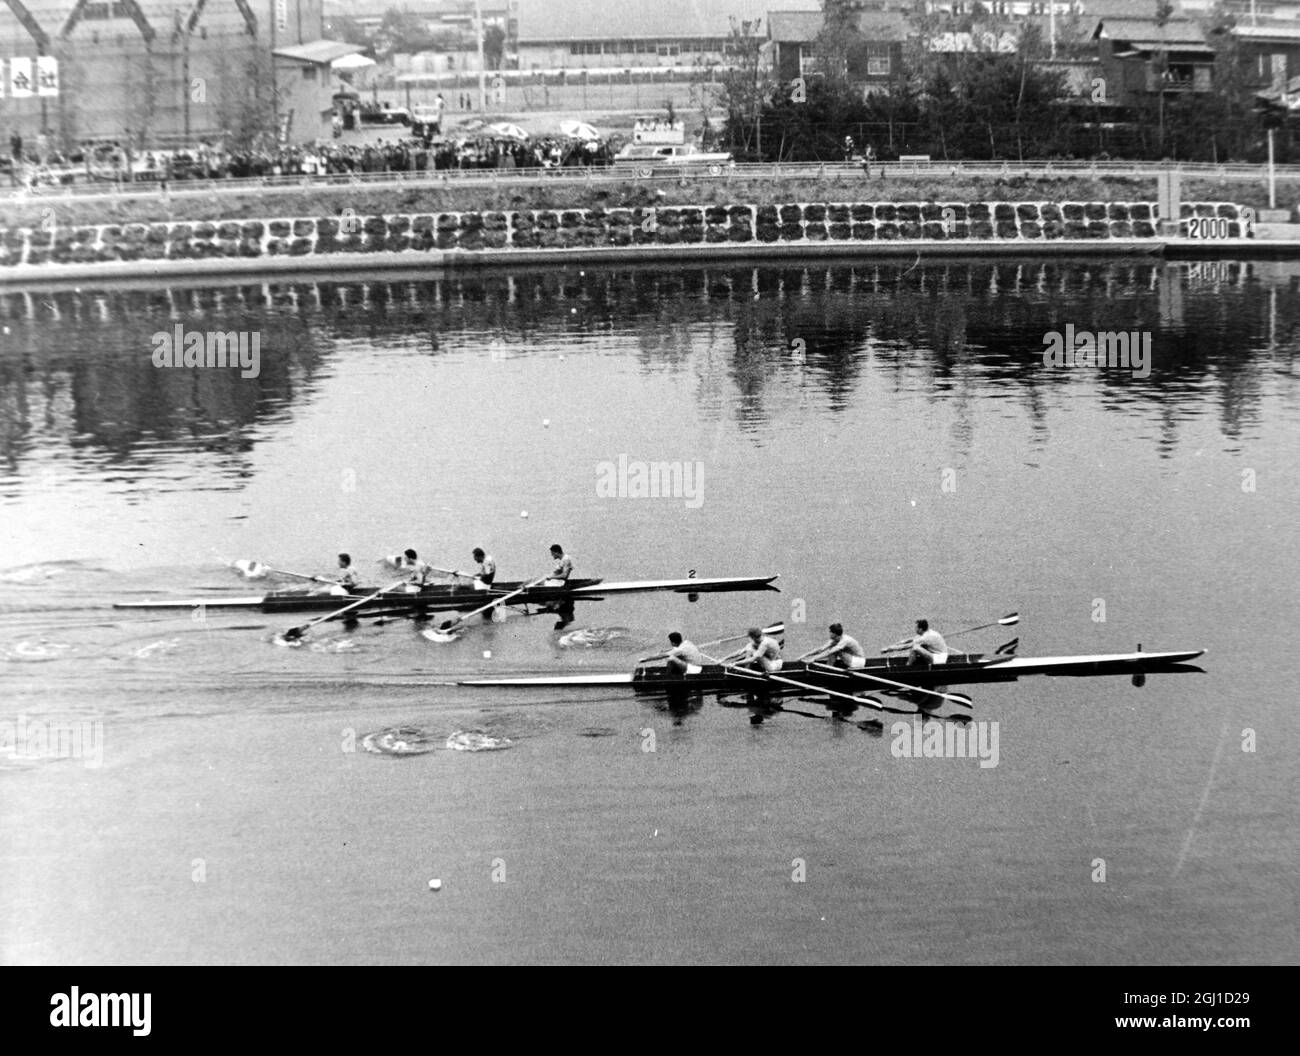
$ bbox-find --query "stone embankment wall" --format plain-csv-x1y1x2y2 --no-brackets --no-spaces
0,201,1253,268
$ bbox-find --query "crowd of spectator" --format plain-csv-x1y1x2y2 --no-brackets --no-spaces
3,129,623,190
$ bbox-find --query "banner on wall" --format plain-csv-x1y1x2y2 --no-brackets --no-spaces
37,56,60,97
10,57,33,98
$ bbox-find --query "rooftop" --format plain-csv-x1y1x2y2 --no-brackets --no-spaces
274,40,367,64
1094,17,1211,49
516,0,819,42
768,8,907,42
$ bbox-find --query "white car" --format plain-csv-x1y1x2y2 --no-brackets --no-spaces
612,143,734,177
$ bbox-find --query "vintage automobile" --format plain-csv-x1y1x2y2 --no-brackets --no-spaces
359,101,411,126
611,143,735,178
410,105,445,138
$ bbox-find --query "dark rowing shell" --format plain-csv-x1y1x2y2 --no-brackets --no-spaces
257,578,606,615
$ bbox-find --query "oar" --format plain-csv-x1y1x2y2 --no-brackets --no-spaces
280,578,408,641
700,653,888,714
716,626,787,664
235,560,354,586
428,565,473,579
883,613,1019,653
805,661,973,709
948,612,1019,638
232,559,275,579
793,638,841,661
422,575,548,643
639,621,784,663
254,564,338,585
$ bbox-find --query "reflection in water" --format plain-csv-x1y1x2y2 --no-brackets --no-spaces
0,259,1296,494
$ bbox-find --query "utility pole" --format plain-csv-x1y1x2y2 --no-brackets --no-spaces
183,30,191,143
475,0,487,113
1268,127,1276,208
1270,79,1285,209
1049,0,1057,60
270,0,279,146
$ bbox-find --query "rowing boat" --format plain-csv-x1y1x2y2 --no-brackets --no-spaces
111,574,780,615
461,649,1207,694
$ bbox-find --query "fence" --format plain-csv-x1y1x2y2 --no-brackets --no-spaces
4,159,1299,206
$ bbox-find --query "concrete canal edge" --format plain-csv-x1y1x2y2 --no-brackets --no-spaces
0,199,1292,286
0,240,1172,285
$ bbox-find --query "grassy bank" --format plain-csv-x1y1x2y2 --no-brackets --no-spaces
1,172,1272,230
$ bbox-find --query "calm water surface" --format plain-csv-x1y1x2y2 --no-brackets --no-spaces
1,257,1297,964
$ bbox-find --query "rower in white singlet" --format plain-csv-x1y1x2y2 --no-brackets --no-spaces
664,632,707,676
401,548,434,591
470,547,496,589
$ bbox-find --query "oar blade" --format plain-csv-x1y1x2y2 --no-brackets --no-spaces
424,574,549,641
998,612,1020,626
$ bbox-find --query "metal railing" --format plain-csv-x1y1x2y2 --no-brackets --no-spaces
3,158,1297,207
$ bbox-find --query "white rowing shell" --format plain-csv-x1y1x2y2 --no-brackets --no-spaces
461,672,638,686
983,650,1205,671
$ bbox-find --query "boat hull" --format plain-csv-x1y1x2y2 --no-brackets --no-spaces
461,651,1206,693
112,574,779,613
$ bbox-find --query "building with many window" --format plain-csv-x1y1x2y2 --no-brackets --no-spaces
768,8,907,85
0,0,350,149
514,0,818,71
1092,16,1215,105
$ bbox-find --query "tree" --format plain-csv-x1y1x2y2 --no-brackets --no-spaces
711,18,774,160
1196,1,1275,161
1153,0,1176,151
376,8,445,56
126,43,162,148
813,0,864,88
324,14,371,48
901,0,1067,160
484,23,506,70
215,48,278,151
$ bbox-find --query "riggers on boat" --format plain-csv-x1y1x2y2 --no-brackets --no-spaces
112,574,781,616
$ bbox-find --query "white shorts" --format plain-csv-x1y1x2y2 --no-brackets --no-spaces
842,654,866,670
543,579,567,588
760,658,783,673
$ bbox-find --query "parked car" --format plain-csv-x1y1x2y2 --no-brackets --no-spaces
611,143,734,177
359,102,411,126
410,105,443,138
